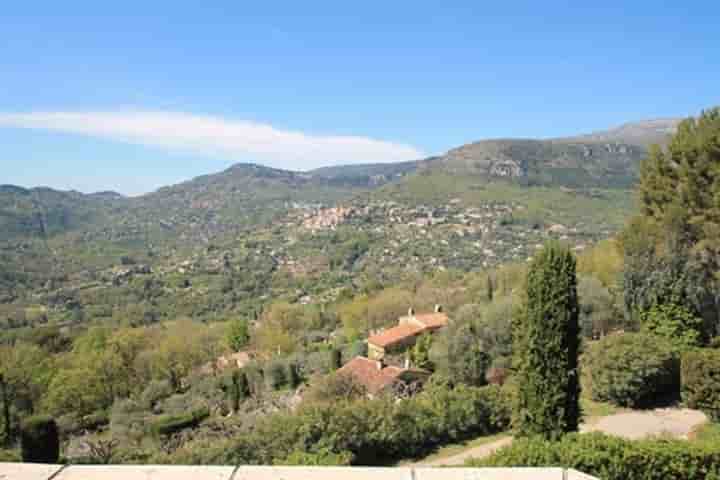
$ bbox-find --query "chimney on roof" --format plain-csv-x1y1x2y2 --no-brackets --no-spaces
434,304,443,313
404,357,410,369
408,307,415,317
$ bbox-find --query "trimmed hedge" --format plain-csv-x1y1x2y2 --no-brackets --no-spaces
682,349,720,421
472,432,720,480
150,407,209,437
583,332,679,407
0,448,21,462
20,415,60,464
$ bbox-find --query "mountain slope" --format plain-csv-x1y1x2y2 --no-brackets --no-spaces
0,116,680,244
0,116,674,329
557,118,681,145
419,119,680,189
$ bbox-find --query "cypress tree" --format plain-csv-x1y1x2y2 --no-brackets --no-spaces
286,362,301,389
229,371,241,413
0,373,12,444
329,348,342,371
487,275,494,302
513,241,581,440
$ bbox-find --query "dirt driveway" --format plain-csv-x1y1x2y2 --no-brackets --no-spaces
417,408,708,467
581,408,707,440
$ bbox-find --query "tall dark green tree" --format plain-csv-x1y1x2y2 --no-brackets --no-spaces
20,415,59,463
513,241,581,440
0,373,11,444
624,107,720,333
228,370,250,413
329,348,342,371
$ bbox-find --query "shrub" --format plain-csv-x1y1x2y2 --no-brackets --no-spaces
682,349,720,421
472,432,720,480
20,415,60,463
225,383,511,465
583,332,679,408
226,318,250,351
277,448,353,466
641,302,704,350
150,407,209,437
81,411,110,430
304,372,367,404
140,380,174,410
0,448,20,462
266,361,289,390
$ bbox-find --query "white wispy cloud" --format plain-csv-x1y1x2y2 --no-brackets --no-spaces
0,111,425,169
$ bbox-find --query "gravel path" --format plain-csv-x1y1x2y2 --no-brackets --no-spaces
580,408,707,440
416,408,708,466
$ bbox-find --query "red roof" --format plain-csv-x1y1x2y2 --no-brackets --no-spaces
337,357,409,394
368,311,449,348
368,323,425,348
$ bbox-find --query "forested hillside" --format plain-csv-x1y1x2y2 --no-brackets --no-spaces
0,118,677,334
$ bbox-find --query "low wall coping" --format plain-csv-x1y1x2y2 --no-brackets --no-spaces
0,463,599,480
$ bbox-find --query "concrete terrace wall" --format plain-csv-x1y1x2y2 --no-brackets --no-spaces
0,464,600,480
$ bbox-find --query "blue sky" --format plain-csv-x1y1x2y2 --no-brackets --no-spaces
1,1,718,195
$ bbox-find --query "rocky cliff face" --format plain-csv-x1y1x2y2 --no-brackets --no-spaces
429,138,644,187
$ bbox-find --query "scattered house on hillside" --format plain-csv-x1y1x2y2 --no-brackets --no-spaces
367,306,449,361
337,356,430,398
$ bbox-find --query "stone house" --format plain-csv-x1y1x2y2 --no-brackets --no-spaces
337,356,430,398
367,306,449,361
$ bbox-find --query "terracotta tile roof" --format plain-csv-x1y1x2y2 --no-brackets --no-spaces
337,356,416,394
368,323,426,348
414,312,449,329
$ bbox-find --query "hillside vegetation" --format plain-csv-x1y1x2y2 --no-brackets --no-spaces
0,118,675,331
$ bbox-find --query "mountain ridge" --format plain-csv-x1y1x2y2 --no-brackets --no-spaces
0,116,681,245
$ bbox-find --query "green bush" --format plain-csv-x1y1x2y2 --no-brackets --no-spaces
266,361,289,390
217,383,511,465
20,415,60,463
81,411,109,430
150,407,209,437
277,448,353,466
0,448,21,462
682,349,720,421
472,432,720,480
583,332,679,408
641,302,704,350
